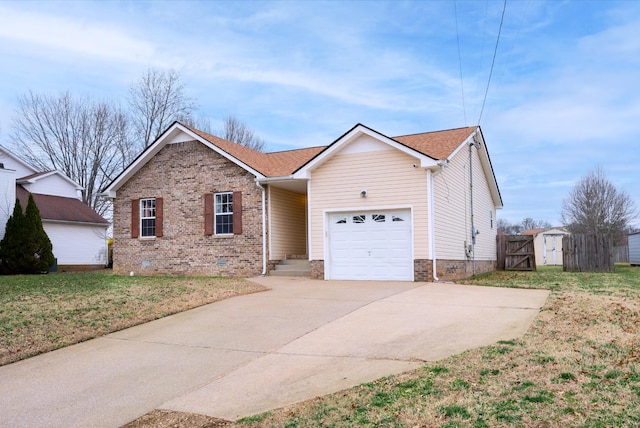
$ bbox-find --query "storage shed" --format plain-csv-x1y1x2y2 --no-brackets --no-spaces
630,232,640,266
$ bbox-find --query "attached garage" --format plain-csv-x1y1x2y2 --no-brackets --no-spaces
327,209,413,281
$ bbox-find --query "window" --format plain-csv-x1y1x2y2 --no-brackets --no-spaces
372,214,386,222
140,198,156,237
215,192,234,234
334,216,347,224
353,214,366,224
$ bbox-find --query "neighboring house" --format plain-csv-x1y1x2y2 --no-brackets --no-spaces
521,227,570,266
629,232,640,266
0,147,109,269
103,122,503,281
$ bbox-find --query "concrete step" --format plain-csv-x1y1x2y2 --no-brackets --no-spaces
269,269,311,277
279,259,311,266
274,264,310,271
270,259,310,277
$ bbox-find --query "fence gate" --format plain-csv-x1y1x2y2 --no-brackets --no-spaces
497,235,536,271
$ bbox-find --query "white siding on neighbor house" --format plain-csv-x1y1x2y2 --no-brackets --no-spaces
22,174,80,198
629,233,640,266
269,186,307,259
0,152,36,178
310,138,428,261
433,144,497,261
0,168,16,240
44,222,108,266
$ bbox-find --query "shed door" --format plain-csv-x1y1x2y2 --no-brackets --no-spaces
328,210,412,280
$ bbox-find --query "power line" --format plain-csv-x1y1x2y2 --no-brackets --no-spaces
454,0,467,126
477,0,507,125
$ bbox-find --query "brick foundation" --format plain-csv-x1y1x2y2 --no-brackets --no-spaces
434,259,496,280
310,260,324,280
413,259,432,282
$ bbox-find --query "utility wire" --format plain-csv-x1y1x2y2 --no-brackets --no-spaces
454,0,467,126
477,0,507,125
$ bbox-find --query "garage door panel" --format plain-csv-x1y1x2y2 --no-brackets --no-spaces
328,209,412,281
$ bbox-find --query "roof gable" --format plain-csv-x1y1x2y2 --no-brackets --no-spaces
293,123,440,178
17,170,83,190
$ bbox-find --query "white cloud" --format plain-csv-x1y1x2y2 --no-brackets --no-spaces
0,6,156,65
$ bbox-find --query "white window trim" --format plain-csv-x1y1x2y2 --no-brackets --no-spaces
214,192,233,235
140,198,156,238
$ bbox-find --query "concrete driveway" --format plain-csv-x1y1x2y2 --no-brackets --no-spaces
0,277,549,427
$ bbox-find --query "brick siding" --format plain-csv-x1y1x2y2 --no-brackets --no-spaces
112,141,265,277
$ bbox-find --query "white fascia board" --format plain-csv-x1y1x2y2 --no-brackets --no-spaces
293,124,437,179
102,123,265,198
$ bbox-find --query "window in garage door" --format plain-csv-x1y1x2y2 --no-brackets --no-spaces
328,210,412,281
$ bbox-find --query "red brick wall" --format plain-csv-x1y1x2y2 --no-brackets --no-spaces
112,141,265,277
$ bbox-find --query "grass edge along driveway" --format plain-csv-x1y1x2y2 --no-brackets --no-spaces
225,265,640,428
0,272,267,366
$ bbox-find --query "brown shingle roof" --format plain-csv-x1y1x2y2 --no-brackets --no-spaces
182,123,477,177
183,124,326,176
393,126,478,160
16,186,108,225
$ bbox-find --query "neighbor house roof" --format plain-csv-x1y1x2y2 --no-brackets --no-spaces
16,185,109,225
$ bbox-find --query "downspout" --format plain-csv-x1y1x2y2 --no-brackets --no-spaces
256,180,267,275
427,168,439,281
469,141,476,276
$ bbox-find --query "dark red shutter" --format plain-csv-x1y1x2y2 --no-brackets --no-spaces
204,193,213,235
131,199,139,238
233,191,242,235
155,197,163,237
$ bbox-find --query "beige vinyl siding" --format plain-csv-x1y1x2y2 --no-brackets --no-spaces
310,147,428,260
434,145,497,261
269,186,307,259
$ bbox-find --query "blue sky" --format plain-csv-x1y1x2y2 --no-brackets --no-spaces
0,0,638,227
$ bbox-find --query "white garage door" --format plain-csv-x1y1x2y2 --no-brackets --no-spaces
328,210,413,281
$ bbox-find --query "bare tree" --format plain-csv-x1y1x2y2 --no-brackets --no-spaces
219,115,266,152
498,218,552,234
11,91,131,215
562,167,636,237
521,217,552,231
129,68,197,148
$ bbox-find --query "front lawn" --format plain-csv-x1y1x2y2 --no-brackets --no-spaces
232,265,640,427
0,272,266,366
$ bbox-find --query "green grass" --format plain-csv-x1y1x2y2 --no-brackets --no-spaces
0,272,265,365
234,264,640,427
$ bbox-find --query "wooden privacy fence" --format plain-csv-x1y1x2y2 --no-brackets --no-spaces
563,234,614,272
497,234,535,271
613,245,629,263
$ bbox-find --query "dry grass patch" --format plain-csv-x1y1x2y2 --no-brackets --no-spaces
0,272,266,366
